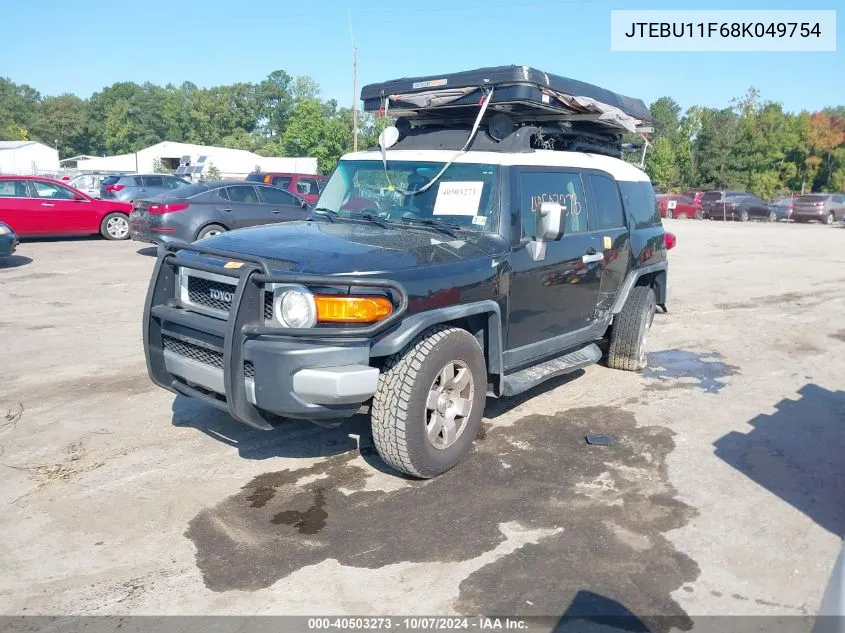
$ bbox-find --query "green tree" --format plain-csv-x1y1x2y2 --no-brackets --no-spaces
645,136,677,189
34,94,89,157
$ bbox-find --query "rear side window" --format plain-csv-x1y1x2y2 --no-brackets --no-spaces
216,188,229,201
296,177,319,195
618,181,661,229
587,173,625,230
0,180,27,197
164,177,186,189
226,185,259,203
102,176,120,187
701,191,723,203
271,176,293,189
144,176,164,187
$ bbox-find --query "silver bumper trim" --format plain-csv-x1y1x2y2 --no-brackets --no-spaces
292,365,380,405
163,350,256,405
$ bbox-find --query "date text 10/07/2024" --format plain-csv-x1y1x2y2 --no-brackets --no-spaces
624,22,822,38
307,617,529,630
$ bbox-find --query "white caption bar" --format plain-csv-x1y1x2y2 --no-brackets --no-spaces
611,10,836,51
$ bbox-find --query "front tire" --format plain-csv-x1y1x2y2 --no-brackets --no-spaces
371,325,487,478
740,209,749,222
606,286,656,372
694,209,703,220
768,210,777,222
100,212,129,240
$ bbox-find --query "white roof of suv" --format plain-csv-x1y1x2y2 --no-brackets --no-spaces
342,149,650,183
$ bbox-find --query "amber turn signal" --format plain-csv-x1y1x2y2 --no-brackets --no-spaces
315,295,393,323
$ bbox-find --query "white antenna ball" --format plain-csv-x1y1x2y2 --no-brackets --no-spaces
379,126,400,150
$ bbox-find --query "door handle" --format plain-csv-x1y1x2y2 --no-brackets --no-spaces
272,208,283,214
582,252,604,264
217,207,234,212
40,202,54,207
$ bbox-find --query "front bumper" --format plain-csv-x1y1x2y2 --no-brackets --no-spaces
143,242,407,430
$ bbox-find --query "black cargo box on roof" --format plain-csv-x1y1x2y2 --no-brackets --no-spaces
360,65,652,127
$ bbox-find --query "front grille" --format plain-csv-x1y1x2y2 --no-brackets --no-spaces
187,276,235,313
264,292,273,320
163,335,255,378
163,335,224,368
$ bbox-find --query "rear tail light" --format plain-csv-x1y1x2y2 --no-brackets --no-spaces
105,184,125,192
665,232,677,250
148,203,189,215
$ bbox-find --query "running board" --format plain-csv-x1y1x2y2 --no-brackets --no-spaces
502,343,602,397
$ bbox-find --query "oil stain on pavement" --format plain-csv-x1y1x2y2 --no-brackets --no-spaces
643,349,740,394
186,406,699,624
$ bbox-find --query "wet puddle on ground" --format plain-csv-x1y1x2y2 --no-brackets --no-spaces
643,349,740,394
185,406,699,627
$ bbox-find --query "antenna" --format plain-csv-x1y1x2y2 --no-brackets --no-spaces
349,9,358,152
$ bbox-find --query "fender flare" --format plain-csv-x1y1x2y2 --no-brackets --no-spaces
611,261,668,314
369,300,504,377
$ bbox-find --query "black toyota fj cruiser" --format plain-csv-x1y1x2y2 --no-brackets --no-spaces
142,66,672,478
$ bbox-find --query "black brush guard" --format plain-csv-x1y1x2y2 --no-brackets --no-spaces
143,241,408,430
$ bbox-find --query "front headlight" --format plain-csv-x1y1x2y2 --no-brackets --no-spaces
274,287,317,328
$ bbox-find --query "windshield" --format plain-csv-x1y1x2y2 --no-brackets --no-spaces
317,159,500,232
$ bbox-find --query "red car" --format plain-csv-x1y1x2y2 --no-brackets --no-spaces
0,176,134,240
656,193,702,219
245,172,327,205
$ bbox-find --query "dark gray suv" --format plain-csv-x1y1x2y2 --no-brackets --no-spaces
101,174,190,204
791,193,845,224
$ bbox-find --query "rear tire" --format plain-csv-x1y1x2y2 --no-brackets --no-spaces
768,210,777,222
740,209,749,222
606,286,656,372
665,208,673,219
371,325,487,479
100,212,129,240
694,209,703,220
196,224,227,240
825,212,834,225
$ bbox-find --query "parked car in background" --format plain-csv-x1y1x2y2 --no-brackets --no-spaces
245,172,327,205
129,180,311,244
767,197,795,221
681,191,706,208
656,193,702,219
703,193,774,222
0,176,134,239
0,221,18,257
790,193,845,224
67,173,110,198
100,174,190,204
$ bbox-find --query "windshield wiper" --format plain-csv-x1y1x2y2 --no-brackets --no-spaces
310,207,338,222
348,211,390,228
399,216,462,239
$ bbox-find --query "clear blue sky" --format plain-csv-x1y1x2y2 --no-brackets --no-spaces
4,0,842,114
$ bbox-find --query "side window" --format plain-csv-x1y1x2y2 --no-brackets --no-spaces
271,176,292,189
587,173,625,230
216,188,229,201
31,181,74,200
143,176,164,188
258,186,298,205
226,185,259,203
0,180,26,197
164,177,184,189
518,170,587,238
296,177,319,196
618,181,661,229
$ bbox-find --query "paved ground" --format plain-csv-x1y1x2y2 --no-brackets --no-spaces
1,220,843,626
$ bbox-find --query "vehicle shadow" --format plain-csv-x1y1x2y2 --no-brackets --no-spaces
136,246,158,257
553,590,683,633
0,255,33,269
169,395,406,477
713,383,845,536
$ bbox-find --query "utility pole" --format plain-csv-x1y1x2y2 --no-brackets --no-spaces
349,9,358,152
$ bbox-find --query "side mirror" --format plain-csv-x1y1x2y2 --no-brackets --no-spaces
537,201,564,240
72,193,85,201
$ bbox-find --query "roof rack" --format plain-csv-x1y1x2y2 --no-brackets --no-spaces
360,65,653,159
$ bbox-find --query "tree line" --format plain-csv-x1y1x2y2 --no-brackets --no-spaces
1,72,843,195
640,90,844,199
0,70,385,175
